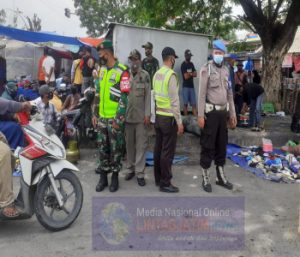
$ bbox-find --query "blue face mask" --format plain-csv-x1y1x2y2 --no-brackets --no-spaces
213,54,224,65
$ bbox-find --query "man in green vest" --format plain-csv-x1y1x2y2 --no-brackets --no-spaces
93,39,130,193
153,47,184,193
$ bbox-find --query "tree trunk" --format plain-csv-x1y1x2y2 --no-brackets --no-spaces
262,49,285,103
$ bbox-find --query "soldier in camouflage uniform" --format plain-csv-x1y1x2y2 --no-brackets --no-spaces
93,39,130,193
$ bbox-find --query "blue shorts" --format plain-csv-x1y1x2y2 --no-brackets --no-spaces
182,87,196,106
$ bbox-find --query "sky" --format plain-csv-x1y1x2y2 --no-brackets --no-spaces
0,0,247,39
0,0,88,36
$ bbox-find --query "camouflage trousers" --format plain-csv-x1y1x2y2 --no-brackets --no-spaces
97,118,125,174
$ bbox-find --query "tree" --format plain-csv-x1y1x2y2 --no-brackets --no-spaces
0,9,6,25
26,13,42,32
236,0,300,103
73,0,130,36
129,0,240,41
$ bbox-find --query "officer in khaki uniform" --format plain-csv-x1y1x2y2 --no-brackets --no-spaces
198,40,237,193
125,50,151,186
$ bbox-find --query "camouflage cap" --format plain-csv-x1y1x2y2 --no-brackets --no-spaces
96,39,113,51
128,49,141,60
142,42,153,49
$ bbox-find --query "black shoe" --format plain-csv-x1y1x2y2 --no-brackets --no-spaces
95,167,101,174
137,177,146,187
202,180,212,193
201,168,212,193
109,173,119,192
96,173,108,192
160,184,179,193
216,166,233,190
216,180,233,190
125,172,135,181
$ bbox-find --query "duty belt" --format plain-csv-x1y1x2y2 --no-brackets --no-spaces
205,103,229,113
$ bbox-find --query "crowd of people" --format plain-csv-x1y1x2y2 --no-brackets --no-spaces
0,38,266,217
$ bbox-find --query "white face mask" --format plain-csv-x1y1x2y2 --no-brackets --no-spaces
213,54,224,65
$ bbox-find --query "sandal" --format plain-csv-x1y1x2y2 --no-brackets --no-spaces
2,203,20,218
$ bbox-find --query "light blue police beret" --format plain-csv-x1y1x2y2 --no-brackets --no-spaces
213,39,227,53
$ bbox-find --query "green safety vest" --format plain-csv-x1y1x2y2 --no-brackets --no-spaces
98,62,127,118
153,66,178,117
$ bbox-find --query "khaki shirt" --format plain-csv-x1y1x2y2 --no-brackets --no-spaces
198,61,235,118
126,69,151,123
168,74,182,125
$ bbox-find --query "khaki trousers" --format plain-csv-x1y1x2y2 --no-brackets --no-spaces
125,123,147,178
0,141,14,208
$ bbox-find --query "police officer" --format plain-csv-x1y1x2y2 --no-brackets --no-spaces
198,40,237,193
153,47,184,193
141,42,159,84
125,49,151,186
93,39,130,193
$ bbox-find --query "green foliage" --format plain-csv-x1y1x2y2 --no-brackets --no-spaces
74,0,131,36
73,0,241,40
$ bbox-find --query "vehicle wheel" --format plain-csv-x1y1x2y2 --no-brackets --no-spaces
34,169,83,231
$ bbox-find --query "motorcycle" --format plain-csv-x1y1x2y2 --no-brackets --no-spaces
0,108,83,231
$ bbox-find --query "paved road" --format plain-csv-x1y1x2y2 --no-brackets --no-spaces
1,142,300,257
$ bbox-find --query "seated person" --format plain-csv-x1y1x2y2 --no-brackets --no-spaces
0,99,31,218
50,89,63,113
62,85,80,112
1,81,18,101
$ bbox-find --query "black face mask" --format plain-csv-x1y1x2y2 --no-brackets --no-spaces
99,55,108,66
171,57,175,69
48,92,53,100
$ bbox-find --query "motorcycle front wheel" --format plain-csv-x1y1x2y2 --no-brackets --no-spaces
34,169,83,231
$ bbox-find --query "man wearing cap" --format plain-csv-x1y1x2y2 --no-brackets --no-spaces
198,39,236,193
142,42,159,84
181,49,197,116
93,39,130,193
153,47,184,193
124,49,151,187
35,85,59,131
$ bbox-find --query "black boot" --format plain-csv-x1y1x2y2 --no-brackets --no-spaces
202,168,212,193
216,166,233,190
109,173,119,192
96,173,108,192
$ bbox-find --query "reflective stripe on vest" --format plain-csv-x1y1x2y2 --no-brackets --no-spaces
98,63,127,118
153,66,178,117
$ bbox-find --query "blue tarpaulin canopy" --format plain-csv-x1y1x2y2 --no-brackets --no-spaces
0,25,83,46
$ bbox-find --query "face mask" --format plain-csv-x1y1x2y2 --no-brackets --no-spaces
131,63,140,73
171,57,175,69
213,54,224,65
48,92,53,100
145,49,152,57
71,87,77,95
99,55,107,66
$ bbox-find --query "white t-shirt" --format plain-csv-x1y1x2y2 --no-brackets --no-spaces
42,56,55,82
